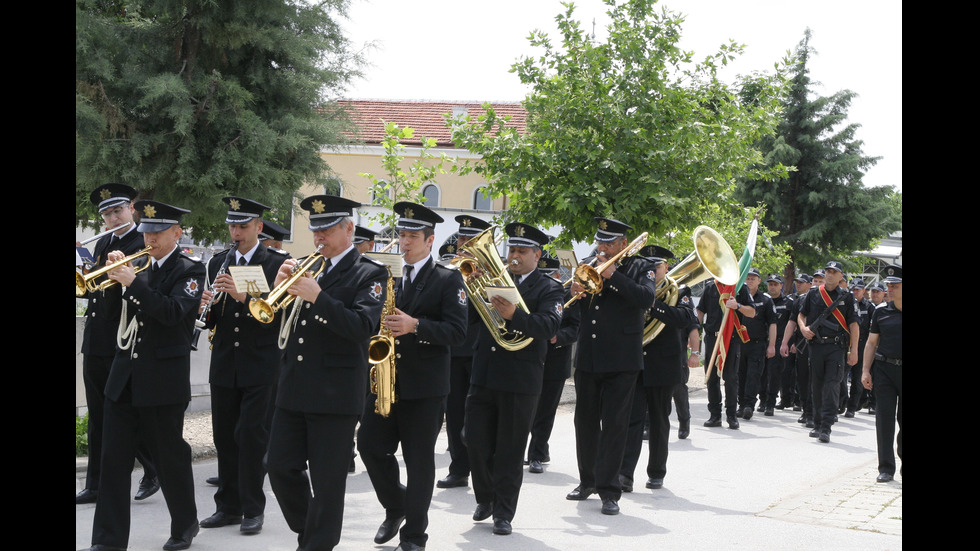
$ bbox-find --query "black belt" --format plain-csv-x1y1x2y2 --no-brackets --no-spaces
875,353,902,366
811,333,847,346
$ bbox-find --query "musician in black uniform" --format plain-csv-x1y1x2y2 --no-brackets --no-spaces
698,279,756,429
77,183,160,506
620,245,691,491
798,261,859,443
259,219,290,250
735,268,776,420
358,202,467,551
865,280,886,415
764,274,794,416
265,195,387,551
88,201,204,551
465,222,563,535
526,255,581,474
862,265,902,482
844,278,872,417
566,218,656,516
675,298,701,438
198,197,290,535
438,214,492,490
354,224,378,253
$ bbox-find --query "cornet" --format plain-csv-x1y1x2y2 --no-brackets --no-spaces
76,246,152,297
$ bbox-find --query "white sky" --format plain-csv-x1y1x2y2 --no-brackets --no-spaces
342,0,902,192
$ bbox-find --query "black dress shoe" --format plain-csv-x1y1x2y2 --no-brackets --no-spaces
797,414,806,423
162,522,199,551
646,478,664,489
436,473,468,488
473,502,493,521
703,415,722,428
757,405,765,412
817,431,830,443
241,515,264,534
678,419,690,439
808,428,819,438
726,416,740,430
76,488,98,504
805,419,815,428
600,498,620,515
528,460,543,473
793,405,802,412
764,407,774,416
844,410,855,418
565,486,595,500
373,516,405,544
492,518,512,535
206,476,219,486
396,542,425,551
618,474,633,493
876,472,893,483
134,475,160,501
742,406,754,420
200,511,243,528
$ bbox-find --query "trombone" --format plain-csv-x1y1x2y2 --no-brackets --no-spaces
249,244,326,324
76,246,152,297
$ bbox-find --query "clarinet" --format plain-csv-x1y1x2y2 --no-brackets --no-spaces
192,241,238,351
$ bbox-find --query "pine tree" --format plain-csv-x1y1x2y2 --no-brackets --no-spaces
737,30,900,280
76,0,362,240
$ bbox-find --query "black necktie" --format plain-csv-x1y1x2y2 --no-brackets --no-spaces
402,265,415,303
238,255,247,266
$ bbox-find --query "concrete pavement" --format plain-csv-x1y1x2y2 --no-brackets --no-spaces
76,387,902,550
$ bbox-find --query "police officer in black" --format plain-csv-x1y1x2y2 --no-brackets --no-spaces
620,245,690,492
265,195,387,551
198,197,290,535
777,273,809,412
861,265,902,482
763,274,794,416
438,214,492,490
88,200,205,551
566,218,656,516
781,272,817,426
844,277,872,417
698,279,756,429
465,222,563,535
526,255,581,474
358,202,467,551
735,268,776,420
798,261,859,443
77,183,160,506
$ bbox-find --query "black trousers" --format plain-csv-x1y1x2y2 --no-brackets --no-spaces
780,350,798,407
527,376,565,462
82,354,156,491
92,395,196,549
572,369,637,501
622,380,674,482
673,381,691,422
210,383,273,518
357,396,443,547
872,360,902,475
763,352,784,409
737,340,766,409
809,342,846,433
267,407,358,551
464,385,539,522
703,333,739,417
845,337,868,412
795,345,813,418
445,355,472,477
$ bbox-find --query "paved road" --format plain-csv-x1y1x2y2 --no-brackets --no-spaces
76,388,902,550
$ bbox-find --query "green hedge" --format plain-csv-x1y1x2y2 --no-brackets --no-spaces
76,413,89,457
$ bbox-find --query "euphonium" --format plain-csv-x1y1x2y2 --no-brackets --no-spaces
368,270,397,417
642,226,739,345
452,226,534,352
249,244,325,324
76,246,152,297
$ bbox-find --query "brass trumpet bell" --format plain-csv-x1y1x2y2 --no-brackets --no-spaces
76,246,153,297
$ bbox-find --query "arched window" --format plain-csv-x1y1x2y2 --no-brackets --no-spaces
371,181,391,206
473,186,492,210
422,183,440,207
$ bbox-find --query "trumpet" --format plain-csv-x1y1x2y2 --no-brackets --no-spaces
564,232,649,308
250,244,326,324
76,246,152,297
78,222,132,246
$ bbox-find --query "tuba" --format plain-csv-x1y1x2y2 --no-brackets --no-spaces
368,270,397,417
452,226,534,351
643,226,739,345
249,244,326,324
76,246,152,297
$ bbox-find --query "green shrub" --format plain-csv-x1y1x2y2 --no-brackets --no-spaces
76,413,89,457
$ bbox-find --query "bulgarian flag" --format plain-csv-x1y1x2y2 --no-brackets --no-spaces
708,215,758,379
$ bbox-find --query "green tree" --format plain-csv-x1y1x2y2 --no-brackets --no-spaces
449,0,788,246
736,29,901,281
76,0,363,241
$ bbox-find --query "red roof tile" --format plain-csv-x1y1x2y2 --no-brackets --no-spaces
336,100,527,147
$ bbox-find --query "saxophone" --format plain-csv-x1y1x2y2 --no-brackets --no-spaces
368,269,397,417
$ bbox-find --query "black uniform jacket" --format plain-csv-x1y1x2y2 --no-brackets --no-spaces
390,258,468,400
470,269,564,395
276,249,387,416
574,255,658,374
543,286,582,381
81,228,145,357
205,244,291,388
105,250,206,407
640,292,693,388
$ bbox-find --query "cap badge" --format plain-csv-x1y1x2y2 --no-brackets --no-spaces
142,204,157,218
405,208,415,219
100,189,113,201
311,199,326,214
599,220,608,230
229,198,241,211
462,218,472,226
514,226,525,237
